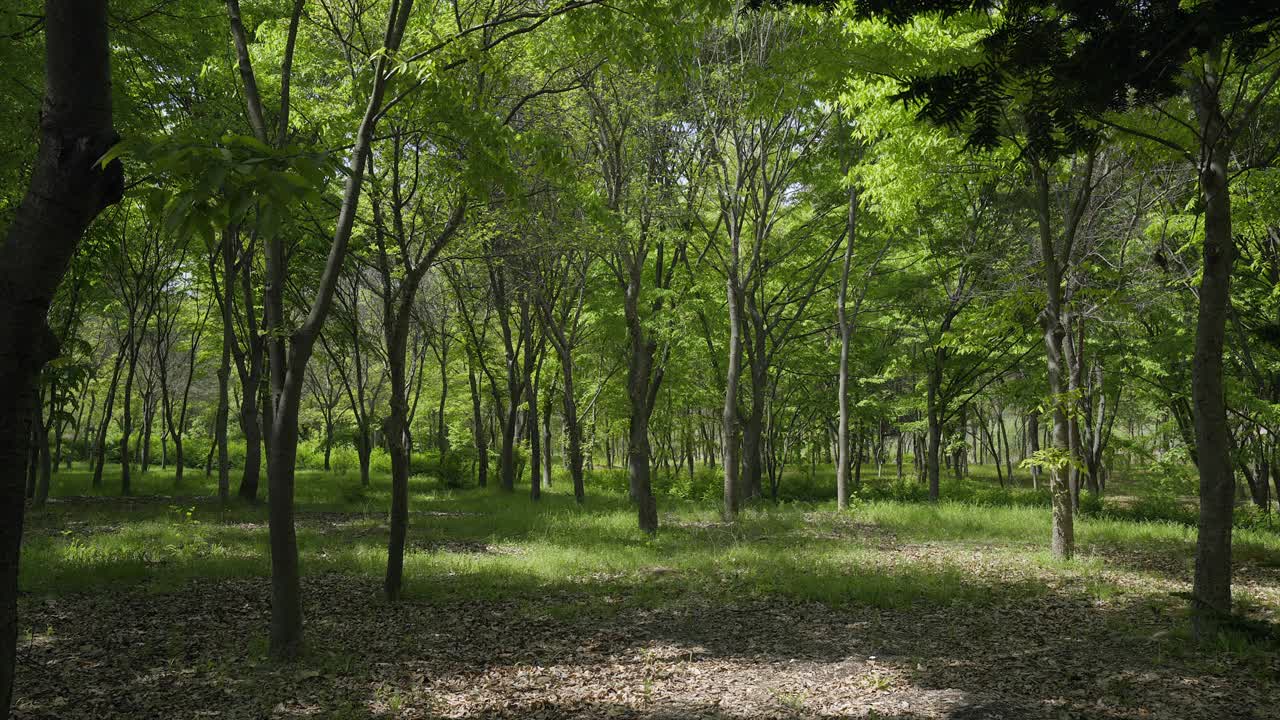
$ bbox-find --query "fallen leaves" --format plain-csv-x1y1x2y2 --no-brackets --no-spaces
10,570,1279,719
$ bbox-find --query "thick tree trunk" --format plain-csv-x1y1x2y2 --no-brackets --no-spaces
265,378,304,658
238,400,262,500
0,1,121,710
383,291,414,601
624,298,659,533
1191,50,1236,627
628,395,657,533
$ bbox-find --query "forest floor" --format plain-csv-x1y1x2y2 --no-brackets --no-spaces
12,468,1280,719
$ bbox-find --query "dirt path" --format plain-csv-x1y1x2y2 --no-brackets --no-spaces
13,574,1277,719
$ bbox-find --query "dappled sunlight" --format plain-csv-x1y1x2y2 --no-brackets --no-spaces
15,474,1280,718
15,567,1275,719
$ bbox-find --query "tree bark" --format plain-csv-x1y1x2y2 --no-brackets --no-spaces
722,277,743,520
91,348,125,487
215,229,235,504
468,358,488,487
244,0,414,657
1191,46,1236,627
836,181,857,509
1031,160,1075,561
0,1,122,710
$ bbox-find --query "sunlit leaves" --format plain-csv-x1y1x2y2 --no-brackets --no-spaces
110,132,337,248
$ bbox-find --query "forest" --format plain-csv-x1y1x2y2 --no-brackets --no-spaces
2,0,1280,718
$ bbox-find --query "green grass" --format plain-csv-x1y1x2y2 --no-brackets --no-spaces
22,462,1280,626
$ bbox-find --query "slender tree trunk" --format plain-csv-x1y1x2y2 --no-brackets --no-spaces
468,360,488,487
357,432,371,487
1027,412,1041,490
216,235,234,504
722,281,743,520
382,290,416,601
528,367,542,502
541,387,553,489
561,364,584,502
926,351,944,502
1032,160,1075,561
119,332,140,496
437,344,449,456
1064,312,1083,511
33,399,52,505
836,182,857,509
742,334,767,502
323,420,333,471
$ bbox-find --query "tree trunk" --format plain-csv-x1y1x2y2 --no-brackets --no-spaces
357,433,372,487
722,280,743,520
382,288,416,601
215,242,234,503
1064,312,1083,510
323,420,333,471
0,1,121,710
528,369,542,502
1032,160,1074,561
926,350,944,502
836,183,857,509
119,329,140,496
437,344,449,456
468,361,487,487
1027,412,1041,490
541,387,553,489
1191,48,1236,626
238,399,262,500
91,350,125,488
561,362,584,503
500,398,518,491
628,394,657,533
741,328,767,503
33,400,52,506
265,377,304,658
141,394,154,474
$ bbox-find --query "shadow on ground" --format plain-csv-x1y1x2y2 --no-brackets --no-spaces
13,570,1277,720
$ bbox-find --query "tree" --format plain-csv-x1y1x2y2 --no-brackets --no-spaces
781,0,1280,580
0,2,123,712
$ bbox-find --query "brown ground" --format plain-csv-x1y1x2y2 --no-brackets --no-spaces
13,570,1279,720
